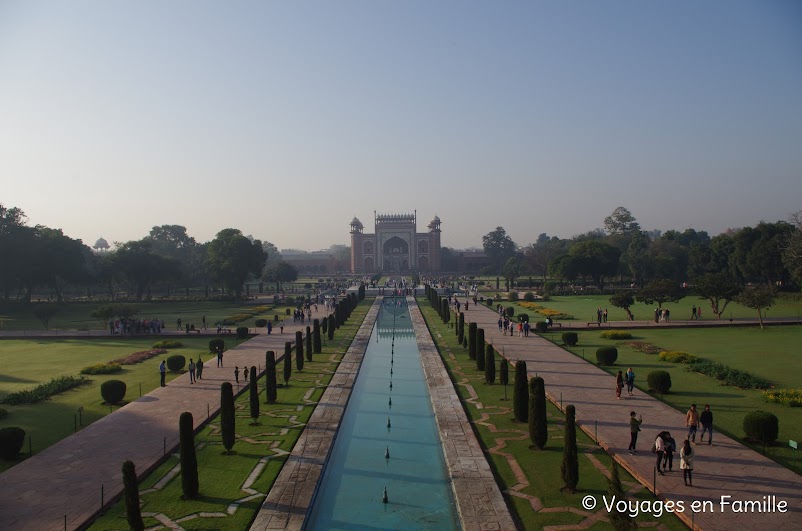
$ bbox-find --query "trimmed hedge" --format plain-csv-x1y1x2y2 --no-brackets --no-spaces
505,307,515,318
517,313,529,324
647,370,672,394
101,380,127,404
152,340,183,349
658,350,698,364
236,326,249,339
208,339,225,353
595,347,618,366
523,292,536,302
562,332,578,346
687,359,771,390
81,363,122,375
600,330,632,340
166,355,186,372
1,376,88,406
255,319,268,327
743,411,779,444
535,321,548,333
0,427,26,460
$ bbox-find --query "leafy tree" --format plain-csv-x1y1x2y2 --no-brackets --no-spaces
604,207,641,235
513,361,528,423
482,227,517,272
525,234,566,283
122,460,144,531
609,291,635,321
249,367,259,424
626,230,651,286
645,237,689,284
179,411,199,499
636,279,682,308
221,382,236,452
565,240,621,289
114,240,181,300
528,376,547,450
0,204,30,300
731,221,794,286
147,225,202,293
206,229,267,298
561,405,579,493
34,227,91,302
33,305,58,330
503,256,521,287
263,260,298,292
736,285,776,329
782,211,802,287
693,272,741,318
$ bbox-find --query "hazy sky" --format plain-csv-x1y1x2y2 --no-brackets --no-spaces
1,1,800,251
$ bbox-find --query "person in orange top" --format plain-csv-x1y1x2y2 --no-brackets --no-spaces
686,404,699,443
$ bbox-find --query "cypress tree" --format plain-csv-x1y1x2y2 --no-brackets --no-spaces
313,319,322,353
476,329,486,370
296,331,305,372
608,460,637,530
485,344,496,384
122,460,144,531
221,382,236,452
179,411,199,498
441,298,448,322
265,352,277,404
499,357,509,386
468,322,477,360
529,376,548,449
561,404,579,492
249,366,259,424
458,312,465,343
513,360,528,422
334,304,341,328
305,326,312,361
283,341,292,386
327,313,335,340
321,316,328,335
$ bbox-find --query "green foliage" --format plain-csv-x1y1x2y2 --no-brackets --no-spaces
529,377,548,450
33,305,58,329
166,355,186,372
561,332,578,346
743,411,779,444
274,314,280,321
485,344,496,384
286,308,291,315
468,322,477,361
236,326,249,339
476,329,486,371
152,340,183,349
607,460,637,530
179,411,199,498
254,319,268,327
523,292,536,302
100,380,127,404
283,342,292,385
80,362,122,375
505,306,515,318
249,367,259,423
110,348,167,365
687,359,771,389
647,370,672,394
513,360,528,423
499,358,509,386
305,326,312,361
264,352,277,404
295,331,304,371
508,291,519,301
457,313,465,344
313,319,322,353
763,389,802,407
517,313,529,323
1,375,88,405
220,382,236,452
122,460,144,531
658,350,698,363
535,321,548,333
561,405,579,492
600,330,632,340
208,339,225,353
636,279,682,307
0,427,25,460
595,346,618,366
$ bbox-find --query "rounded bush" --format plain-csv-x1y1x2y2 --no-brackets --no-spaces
236,326,249,339
285,308,291,315
743,411,779,444
274,314,280,321
562,332,578,346
255,319,268,327
486,299,493,307
518,314,529,324
0,427,25,460
600,330,633,340
152,340,183,349
535,321,548,333
209,339,225,353
647,370,672,394
505,307,515,318
595,346,618,366
166,355,186,372
101,380,127,404
523,292,536,302
509,292,519,301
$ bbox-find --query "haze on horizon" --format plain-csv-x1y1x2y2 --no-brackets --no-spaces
1,1,800,251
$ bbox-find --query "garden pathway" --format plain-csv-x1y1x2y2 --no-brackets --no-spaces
460,303,802,530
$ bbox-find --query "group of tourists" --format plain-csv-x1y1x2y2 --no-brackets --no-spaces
109,318,165,335
595,307,609,323
615,367,637,398
654,307,671,323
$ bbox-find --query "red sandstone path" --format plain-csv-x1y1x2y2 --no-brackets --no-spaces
0,314,322,531
460,302,802,530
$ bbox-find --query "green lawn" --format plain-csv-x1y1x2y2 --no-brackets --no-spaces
418,301,687,530
560,326,802,474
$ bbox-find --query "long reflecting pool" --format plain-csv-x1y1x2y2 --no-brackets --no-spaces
306,297,459,530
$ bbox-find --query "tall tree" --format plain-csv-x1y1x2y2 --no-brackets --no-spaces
565,240,621,289
731,221,794,286
122,460,144,531
513,361,528,423
484,344,496,384
206,229,267,298
265,351,277,404
626,230,651,286
693,272,741,318
220,382,236,452
782,211,802,287
561,405,579,493
607,460,636,530
528,376,548,450
295,331,304,371
636,279,682,308
482,227,517,272
249,367,259,424
604,207,641,235
283,342,292,386
736,285,776,329
114,240,181,300
179,412,199,499
526,235,566,283
263,260,298,292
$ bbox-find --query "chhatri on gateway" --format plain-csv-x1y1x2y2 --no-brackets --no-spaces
349,212,442,274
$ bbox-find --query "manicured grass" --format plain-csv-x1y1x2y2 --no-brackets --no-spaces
559,326,802,474
87,301,370,530
418,301,687,530
0,337,246,473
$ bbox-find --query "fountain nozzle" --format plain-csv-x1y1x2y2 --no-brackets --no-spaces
382,487,389,504
385,446,390,459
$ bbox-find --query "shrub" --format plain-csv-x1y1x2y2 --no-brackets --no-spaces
518,314,529,324
600,330,632,340
743,411,779,444
1,376,88,406
476,329,485,371
486,299,493,307
101,380,127,404
595,347,618,366
274,314,280,322
208,339,225,353
166,355,186,372
658,351,698,364
562,332,578,346
265,352,277,404
686,359,771,390
249,367,259,423
513,361,528,422
485,344,495,384
509,291,519,302
505,307,515,318
647,370,672,394
122,460,144,531
561,405,578,493
285,308,291,315
236,326,249,339
0,427,26,460
81,363,122,375
523,292,536,302
221,382,236,452
468,322,477,361
254,319,268,327
529,377,547,450
179,411,199,498
763,389,802,407
535,321,548,333
0,408,7,420
152,340,183,349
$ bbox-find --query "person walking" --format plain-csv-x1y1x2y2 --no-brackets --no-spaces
196,356,204,380
654,432,666,475
680,439,694,486
159,360,166,387
202,315,207,330
691,305,697,320
603,308,608,323
498,317,503,333
663,432,677,472
700,404,713,445
234,366,240,384
217,346,223,368
267,321,272,335
686,404,699,443
628,411,642,454
616,371,624,399
188,358,196,384
626,367,635,396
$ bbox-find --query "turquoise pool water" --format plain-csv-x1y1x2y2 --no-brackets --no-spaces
306,298,459,530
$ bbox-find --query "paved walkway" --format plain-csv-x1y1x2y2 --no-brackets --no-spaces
460,303,802,530
0,310,328,531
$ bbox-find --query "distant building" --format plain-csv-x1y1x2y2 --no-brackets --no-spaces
93,237,110,253
350,212,441,273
